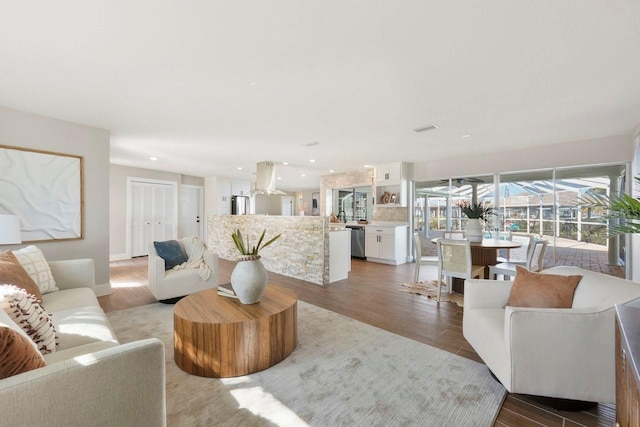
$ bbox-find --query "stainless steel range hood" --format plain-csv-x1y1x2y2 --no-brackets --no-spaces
251,161,287,195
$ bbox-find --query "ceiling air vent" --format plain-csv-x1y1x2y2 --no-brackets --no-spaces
412,124,438,133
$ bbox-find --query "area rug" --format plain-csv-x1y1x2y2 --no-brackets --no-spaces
107,301,505,426
399,281,465,307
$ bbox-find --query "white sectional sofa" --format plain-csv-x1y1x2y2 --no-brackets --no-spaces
0,258,166,427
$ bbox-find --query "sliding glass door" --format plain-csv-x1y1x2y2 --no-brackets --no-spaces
414,163,627,275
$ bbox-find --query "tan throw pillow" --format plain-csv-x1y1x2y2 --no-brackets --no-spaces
0,250,43,302
0,285,58,355
0,325,46,379
12,246,58,294
507,266,582,308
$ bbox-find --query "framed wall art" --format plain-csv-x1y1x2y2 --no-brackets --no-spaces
0,145,84,242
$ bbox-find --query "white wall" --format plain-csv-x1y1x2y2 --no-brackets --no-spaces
0,107,111,293
298,190,318,215
109,164,203,259
254,194,288,215
413,135,635,181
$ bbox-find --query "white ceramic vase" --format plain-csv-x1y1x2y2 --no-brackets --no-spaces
465,218,484,243
230,255,268,304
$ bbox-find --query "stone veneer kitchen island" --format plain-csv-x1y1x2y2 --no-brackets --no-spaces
208,215,350,285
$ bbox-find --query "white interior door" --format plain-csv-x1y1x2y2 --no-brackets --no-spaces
128,179,177,257
281,196,293,216
130,182,154,257
180,185,204,240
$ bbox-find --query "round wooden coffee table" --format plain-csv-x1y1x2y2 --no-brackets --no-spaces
173,285,297,378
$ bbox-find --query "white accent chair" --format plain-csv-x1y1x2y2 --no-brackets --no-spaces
436,239,484,302
463,266,640,404
148,237,218,302
413,232,438,282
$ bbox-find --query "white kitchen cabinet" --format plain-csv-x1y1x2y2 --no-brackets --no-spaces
231,180,251,196
365,225,408,265
329,229,351,282
217,180,231,215
374,162,411,207
375,162,403,184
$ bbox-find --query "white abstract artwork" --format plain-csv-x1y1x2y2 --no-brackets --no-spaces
0,146,83,241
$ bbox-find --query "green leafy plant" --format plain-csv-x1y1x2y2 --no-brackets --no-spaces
578,177,640,236
459,200,494,220
231,228,282,256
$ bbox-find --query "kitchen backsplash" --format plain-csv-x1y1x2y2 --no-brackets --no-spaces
372,206,408,222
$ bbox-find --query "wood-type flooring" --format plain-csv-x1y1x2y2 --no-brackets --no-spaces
100,256,616,427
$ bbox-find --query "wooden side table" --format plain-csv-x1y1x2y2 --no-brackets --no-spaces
615,300,640,426
174,285,297,378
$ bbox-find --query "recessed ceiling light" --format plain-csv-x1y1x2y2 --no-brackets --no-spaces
329,169,335,173
309,159,316,163
237,167,243,170
149,157,158,161
413,124,438,133
277,176,282,180
282,162,289,165
461,134,472,138
363,164,371,168
301,174,306,177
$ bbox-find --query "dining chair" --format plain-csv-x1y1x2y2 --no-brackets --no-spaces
488,233,540,280
413,232,438,282
443,231,465,240
496,231,512,263
436,239,485,302
501,232,534,263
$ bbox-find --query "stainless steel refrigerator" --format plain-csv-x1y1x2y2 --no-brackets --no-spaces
231,195,250,215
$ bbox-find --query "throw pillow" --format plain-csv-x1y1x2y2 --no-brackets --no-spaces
0,325,46,379
12,246,58,294
507,266,582,308
0,250,43,302
153,240,188,270
0,285,58,355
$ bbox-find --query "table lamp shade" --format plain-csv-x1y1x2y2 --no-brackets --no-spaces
0,215,22,244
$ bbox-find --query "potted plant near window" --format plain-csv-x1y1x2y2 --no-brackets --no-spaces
230,228,281,304
459,201,494,242
579,177,640,236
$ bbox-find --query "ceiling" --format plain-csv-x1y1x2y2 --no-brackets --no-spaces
1,1,639,192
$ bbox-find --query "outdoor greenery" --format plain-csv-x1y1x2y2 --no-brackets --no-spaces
579,177,640,236
231,228,282,256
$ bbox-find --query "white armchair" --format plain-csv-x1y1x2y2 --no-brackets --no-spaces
148,237,218,302
463,266,640,404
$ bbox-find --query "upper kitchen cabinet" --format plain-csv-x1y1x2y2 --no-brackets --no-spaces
216,180,232,215
231,180,251,196
374,162,411,207
375,162,403,185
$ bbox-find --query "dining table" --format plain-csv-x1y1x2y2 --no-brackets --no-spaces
431,237,522,293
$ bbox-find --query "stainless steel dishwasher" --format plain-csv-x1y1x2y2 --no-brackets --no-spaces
347,225,365,259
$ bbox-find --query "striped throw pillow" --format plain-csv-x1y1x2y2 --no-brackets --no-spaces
0,285,58,355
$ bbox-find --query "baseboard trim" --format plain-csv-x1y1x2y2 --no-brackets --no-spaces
110,253,129,262
94,283,112,297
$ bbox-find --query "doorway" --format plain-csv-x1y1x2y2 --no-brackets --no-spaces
281,197,294,216
127,178,178,257
180,185,204,240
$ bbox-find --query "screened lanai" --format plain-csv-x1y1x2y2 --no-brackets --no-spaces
414,164,627,277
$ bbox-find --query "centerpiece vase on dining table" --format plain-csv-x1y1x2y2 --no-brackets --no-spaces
231,255,268,304
465,218,484,243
